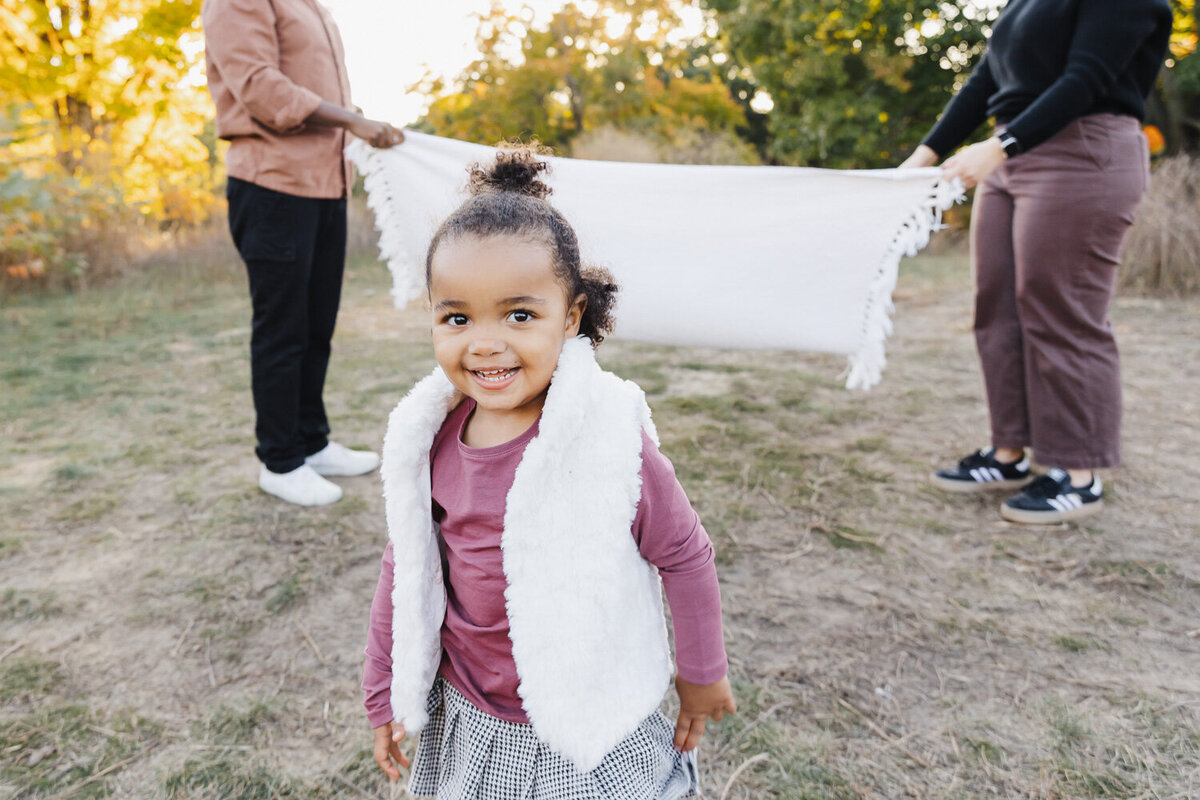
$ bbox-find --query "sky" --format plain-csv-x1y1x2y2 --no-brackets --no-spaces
321,0,574,127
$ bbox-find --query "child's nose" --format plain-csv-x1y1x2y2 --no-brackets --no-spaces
467,336,506,357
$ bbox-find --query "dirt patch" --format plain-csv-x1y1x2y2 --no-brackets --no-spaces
0,455,57,491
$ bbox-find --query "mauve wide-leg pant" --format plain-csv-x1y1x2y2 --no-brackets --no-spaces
970,113,1149,469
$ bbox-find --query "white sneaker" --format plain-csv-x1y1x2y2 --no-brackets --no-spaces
305,441,381,477
258,464,343,506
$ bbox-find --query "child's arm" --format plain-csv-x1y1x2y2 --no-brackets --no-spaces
363,543,411,780
633,432,736,750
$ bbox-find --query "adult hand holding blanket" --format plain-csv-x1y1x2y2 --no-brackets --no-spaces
348,131,961,389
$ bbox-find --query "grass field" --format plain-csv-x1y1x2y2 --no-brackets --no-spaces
2,249,1198,799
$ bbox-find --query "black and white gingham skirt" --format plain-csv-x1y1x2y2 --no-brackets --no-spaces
407,679,700,800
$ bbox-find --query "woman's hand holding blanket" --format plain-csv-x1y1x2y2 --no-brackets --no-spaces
941,136,1006,189
899,144,940,169
901,138,1005,189
674,675,737,751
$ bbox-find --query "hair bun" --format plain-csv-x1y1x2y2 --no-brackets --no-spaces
467,147,552,199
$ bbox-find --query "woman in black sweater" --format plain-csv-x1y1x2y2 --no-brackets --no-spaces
900,0,1173,524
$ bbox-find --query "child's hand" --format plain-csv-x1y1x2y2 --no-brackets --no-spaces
372,720,410,782
674,674,736,751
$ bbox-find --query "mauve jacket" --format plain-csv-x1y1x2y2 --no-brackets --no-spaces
202,0,354,198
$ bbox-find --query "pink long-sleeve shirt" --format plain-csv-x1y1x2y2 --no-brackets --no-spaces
363,399,728,727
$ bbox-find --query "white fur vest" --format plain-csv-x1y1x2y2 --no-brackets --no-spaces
380,336,672,771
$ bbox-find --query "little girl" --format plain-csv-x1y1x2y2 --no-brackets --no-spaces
361,149,735,799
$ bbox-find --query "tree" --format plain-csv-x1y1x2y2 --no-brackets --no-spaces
415,0,758,163
1149,0,1199,152
702,0,998,167
0,0,217,225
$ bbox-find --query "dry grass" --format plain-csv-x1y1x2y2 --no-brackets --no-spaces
4,188,382,295
1122,154,1200,296
1,251,1198,798
124,191,382,283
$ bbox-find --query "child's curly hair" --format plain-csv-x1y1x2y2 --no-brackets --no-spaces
425,147,618,345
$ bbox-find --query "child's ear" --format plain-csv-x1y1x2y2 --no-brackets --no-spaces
565,293,587,337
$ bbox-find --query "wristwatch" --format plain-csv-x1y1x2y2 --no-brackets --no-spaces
996,129,1022,158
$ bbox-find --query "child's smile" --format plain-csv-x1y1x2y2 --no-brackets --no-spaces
470,366,520,389
429,234,584,446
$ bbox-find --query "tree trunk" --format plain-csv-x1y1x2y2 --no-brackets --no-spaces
565,73,586,133
1158,68,1188,154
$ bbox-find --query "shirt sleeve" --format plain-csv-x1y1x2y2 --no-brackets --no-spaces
632,432,729,686
1002,0,1164,151
921,51,998,159
202,0,324,133
362,543,395,729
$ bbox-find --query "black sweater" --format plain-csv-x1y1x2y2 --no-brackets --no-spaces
922,0,1173,157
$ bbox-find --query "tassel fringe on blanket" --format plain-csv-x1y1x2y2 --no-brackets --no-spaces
348,131,963,390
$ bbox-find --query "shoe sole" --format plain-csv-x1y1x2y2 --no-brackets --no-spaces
929,473,1034,493
258,485,343,506
1000,498,1104,525
258,471,344,506
307,464,379,478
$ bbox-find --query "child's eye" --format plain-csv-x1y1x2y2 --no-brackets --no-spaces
507,310,534,323
443,314,469,327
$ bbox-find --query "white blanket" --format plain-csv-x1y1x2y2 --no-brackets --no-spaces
347,131,960,389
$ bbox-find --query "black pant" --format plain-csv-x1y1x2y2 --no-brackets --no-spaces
226,177,347,473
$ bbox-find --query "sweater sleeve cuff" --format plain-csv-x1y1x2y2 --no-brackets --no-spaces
365,704,394,730
921,129,959,161
676,656,729,686
266,86,324,133
918,138,942,161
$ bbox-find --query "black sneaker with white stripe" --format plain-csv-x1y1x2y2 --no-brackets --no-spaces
930,447,1032,492
1000,468,1104,524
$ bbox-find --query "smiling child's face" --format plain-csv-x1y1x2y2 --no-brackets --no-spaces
429,234,584,430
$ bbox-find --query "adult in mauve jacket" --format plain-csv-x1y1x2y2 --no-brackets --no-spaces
202,0,404,506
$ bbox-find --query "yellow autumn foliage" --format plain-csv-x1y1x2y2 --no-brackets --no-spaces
1,0,222,283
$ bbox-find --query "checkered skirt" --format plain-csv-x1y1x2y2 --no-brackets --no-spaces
407,679,700,800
